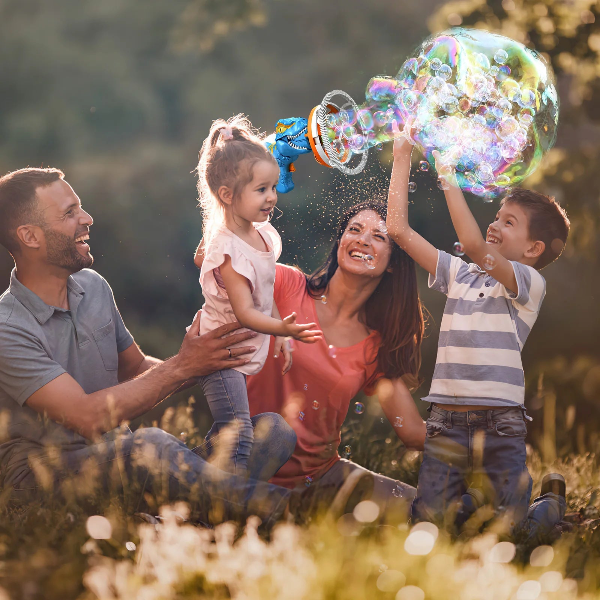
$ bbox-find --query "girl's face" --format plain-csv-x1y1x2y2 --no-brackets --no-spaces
234,160,279,223
337,210,393,277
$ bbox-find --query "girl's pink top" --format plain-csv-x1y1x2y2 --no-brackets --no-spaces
247,264,383,488
199,221,282,376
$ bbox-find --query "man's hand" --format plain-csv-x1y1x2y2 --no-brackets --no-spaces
175,311,257,379
273,336,293,375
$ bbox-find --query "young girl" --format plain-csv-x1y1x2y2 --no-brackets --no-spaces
195,114,322,477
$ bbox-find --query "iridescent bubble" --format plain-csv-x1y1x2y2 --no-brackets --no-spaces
475,52,491,71
496,116,519,139
483,254,496,270
328,345,337,358
312,400,320,410
392,485,403,497
494,49,509,64
299,411,306,421
430,57,442,71
343,445,352,458
408,182,417,193
453,242,465,256
496,173,511,186
342,125,356,138
304,475,313,487
354,401,365,414
125,541,136,551
373,111,388,126
394,416,404,428
489,65,500,78
438,64,453,80
419,160,429,172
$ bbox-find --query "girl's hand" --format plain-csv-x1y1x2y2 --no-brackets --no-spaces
393,122,415,160
281,312,323,343
273,336,293,375
432,150,458,188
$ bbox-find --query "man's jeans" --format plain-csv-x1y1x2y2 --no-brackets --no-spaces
412,405,565,536
198,369,254,476
8,412,296,529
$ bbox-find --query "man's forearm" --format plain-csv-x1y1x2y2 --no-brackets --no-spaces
87,356,188,436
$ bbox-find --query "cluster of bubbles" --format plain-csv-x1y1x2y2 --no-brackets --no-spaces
354,401,365,414
322,28,558,198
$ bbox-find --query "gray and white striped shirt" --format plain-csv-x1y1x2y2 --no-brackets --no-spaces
423,250,546,407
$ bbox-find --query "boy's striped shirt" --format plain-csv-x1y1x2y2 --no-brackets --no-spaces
423,250,546,407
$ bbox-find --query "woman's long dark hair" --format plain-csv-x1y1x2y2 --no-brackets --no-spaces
307,201,424,389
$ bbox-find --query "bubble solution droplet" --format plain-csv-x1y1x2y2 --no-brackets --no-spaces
304,384,308,390
320,294,327,305
483,254,496,270
408,182,417,193
394,416,404,428
125,541,136,552
312,400,320,410
299,411,305,421
392,485,403,497
304,475,313,487
354,401,365,415
453,242,465,256
419,160,429,172
328,344,337,358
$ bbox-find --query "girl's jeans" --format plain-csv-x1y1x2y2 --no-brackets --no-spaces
412,405,565,537
199,369,254,477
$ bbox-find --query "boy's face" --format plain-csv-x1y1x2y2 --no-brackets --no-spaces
486,201,539,263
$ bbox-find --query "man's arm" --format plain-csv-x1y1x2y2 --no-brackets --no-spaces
26,312,257,440
387,137,439,276
432,150,518,294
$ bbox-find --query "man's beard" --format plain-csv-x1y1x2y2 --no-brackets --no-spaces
43,227,93,272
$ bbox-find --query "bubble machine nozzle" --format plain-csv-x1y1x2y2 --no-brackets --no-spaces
268,27,559,198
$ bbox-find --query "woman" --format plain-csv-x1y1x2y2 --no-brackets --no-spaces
244,200,426,518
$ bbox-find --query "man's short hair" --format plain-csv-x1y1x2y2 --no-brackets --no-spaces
501,188,570,270
0,167,64,255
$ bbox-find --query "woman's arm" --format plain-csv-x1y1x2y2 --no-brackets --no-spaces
377,377,425,450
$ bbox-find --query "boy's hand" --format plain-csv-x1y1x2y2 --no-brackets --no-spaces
281,312,323,343
273,336,293,375
393,122,415,160
432,150,459,189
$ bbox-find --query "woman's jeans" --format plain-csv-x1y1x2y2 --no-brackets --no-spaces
199,369,254,477
8,416,296,529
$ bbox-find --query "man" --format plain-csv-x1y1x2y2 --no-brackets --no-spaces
0,167,297,526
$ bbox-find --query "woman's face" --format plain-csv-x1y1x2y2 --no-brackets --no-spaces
337,210,393,277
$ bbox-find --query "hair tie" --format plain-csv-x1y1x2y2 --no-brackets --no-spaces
219,126,233,141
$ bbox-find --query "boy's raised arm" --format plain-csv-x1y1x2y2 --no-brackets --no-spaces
432,151,518,293
387,137,439,277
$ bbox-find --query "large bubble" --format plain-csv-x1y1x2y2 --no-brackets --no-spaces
322,28,558,197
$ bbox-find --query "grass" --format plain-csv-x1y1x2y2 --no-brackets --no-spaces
3,403,600,600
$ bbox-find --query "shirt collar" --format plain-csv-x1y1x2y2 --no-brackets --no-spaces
467,262,486,275
9,268,85,325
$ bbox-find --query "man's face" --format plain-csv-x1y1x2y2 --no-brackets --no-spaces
36,180,94,272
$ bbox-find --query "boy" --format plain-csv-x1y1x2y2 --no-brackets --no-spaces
387,135,570,531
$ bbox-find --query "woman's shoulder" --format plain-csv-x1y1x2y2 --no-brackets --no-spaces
274,263,308,300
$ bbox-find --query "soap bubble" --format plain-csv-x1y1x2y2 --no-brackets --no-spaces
343,445,352,458
328,345,337,358
354,402,365,414
483,254,496,270
408,182,417,193
394,416,404,428
312,400,320,410
419,160,429,171
320,29,558,198
86,515,112,540
494,48,509,64
392,484,404,497
125,541,136,551
453,242,465,256
304,475,313,487
299,411,306,421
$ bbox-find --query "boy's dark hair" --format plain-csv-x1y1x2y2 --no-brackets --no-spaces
0,167,65,256
501,188,570,270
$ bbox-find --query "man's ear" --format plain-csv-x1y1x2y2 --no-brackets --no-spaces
15,225,43,250
526,240,545,260
217,185,233,205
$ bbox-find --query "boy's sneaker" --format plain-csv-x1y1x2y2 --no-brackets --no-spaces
540,473,566,498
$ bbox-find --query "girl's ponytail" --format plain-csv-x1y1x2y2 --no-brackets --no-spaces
196,114,276,244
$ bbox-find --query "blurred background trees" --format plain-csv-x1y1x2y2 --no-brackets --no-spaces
0,0,598,458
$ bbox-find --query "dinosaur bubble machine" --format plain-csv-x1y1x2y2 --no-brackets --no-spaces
265,28,559,197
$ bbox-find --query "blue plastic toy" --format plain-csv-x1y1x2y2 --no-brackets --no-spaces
265,117,312,193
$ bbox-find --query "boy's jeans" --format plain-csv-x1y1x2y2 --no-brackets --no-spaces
199,369,254,477
412,405,564,535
